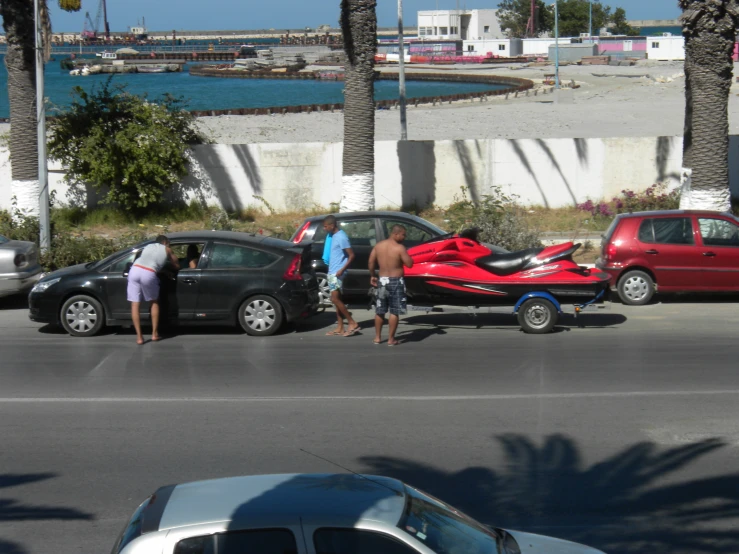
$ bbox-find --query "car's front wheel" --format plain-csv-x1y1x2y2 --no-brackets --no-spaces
238,295,284,336
60,295,105,337
617,270,655,305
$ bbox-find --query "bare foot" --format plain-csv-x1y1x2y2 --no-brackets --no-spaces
326,329,344,336
387,339,399,347
136,337,145,345
151,335,162,342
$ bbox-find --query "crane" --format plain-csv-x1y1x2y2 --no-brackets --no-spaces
80,0,110,42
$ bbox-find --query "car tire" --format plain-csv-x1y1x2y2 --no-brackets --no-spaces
238,295,284,337
517,298,558,334
316,272,332,307
617,270,655,306
60,295,105,337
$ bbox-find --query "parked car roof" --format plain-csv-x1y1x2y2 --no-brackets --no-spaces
615,209,736,219
164,230,294,247
304,211,446,228
154,473,406,532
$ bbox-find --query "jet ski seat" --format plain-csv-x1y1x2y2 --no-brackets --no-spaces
475,248,544,276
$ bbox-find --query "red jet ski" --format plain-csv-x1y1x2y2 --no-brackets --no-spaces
403,229,611,333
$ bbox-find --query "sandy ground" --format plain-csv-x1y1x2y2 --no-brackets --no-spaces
3,60,737,144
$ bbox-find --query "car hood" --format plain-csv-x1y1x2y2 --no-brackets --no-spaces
42,263,90,280
506,530,606,554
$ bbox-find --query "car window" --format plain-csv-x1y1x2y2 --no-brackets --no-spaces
0,234,8,245
174,529,297,554
170,242,207,269
104,251,139,274
382,219,434,246
208,243,279,269
314,528,416,554
638,218,694,245
339,219,377,247
698,218,739,247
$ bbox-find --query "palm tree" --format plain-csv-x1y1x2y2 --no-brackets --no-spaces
0,0,80,218
339,0,377,212
678,0,739,211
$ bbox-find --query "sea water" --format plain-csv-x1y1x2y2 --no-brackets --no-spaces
0,58,508,119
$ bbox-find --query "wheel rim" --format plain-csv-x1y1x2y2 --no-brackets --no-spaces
524,303,551,330
244,299,277,332
623,275,650,302
318,276,331,306
65,300,98,333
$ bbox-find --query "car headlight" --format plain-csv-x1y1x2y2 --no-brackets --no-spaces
31,277,61,293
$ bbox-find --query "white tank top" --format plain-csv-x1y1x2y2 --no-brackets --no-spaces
136,243,168,272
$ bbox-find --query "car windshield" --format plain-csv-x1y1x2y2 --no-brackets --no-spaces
398,486,499,554
0,234,8,245
86,240,150,269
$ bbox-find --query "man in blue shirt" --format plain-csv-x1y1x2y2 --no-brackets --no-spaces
323,215,359,336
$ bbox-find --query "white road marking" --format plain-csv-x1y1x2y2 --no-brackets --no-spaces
2,390,739,403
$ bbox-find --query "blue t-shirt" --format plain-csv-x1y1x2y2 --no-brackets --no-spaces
328,230,351,275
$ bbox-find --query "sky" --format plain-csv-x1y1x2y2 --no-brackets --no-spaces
43,0,682,33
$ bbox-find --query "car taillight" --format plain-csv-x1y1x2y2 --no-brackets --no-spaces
14,254,27,267
293,221,311,244
605,244,618,260
283,254,302,281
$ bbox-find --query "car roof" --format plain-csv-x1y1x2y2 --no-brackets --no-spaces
162,231,296,250
153,473,407,532
303,211,438,225
616,209,736,219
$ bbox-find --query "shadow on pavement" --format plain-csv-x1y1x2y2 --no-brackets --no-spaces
357,434,739,554
401,312,627,333
0,473,94,554
657,292,739,304
0,294,28,311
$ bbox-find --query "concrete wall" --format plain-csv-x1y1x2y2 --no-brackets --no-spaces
523,38,572,56
6,136,739,213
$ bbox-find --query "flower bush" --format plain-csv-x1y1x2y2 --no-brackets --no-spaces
577,183,680,218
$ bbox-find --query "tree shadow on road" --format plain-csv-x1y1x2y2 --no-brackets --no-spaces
358,434,739,554
0,473,95,554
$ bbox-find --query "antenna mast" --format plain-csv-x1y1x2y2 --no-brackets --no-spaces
102,0,110,40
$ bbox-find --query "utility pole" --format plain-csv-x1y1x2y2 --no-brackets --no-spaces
35,0,50,252
589,0,593,38
398,0,407,140
554,0,560,89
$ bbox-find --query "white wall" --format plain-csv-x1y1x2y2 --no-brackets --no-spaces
469,10,504,40
463,39,511,57
523,37,572,55
6,136,732,214
417,9,502,40
647,36,685,61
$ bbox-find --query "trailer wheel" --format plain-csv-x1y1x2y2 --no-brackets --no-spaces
517,298,558,334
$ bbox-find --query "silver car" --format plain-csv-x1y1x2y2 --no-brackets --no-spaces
112,473,605,554
0,234,42,298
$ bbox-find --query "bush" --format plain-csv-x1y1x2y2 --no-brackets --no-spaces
444,186,542,251
47,78,207,212
577,183,680,219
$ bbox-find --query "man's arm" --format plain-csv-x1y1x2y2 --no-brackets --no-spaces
400,246,413,268
369,247,378,286
166,246,180,270
336,247,355,278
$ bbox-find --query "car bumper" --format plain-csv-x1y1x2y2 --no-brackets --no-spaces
595,258,622,289
28,291,59,324
0,269,43,298
281,285,320,322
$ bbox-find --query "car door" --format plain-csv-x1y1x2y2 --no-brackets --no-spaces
161,241,207,321
380,218,436,248
336,218,379,293
635,216,703,289
696,216,739,290
103,249,146,319
194,241,280,320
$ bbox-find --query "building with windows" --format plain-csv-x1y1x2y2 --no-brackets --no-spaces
416,9,503,40
647,34,685,61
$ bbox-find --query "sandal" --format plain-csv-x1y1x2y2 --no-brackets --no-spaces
325,329,344,336
342,327,361,337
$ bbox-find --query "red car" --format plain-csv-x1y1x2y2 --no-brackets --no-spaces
597,210,739,305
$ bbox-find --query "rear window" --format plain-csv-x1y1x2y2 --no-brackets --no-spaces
602,216,621,244
174,529,298,554
638,217,694,245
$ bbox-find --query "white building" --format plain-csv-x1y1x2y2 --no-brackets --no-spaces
463,38,523,58
647,34,685,61
416,9,504,40
522,37,572,56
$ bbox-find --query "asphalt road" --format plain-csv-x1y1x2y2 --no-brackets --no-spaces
1,295,739,554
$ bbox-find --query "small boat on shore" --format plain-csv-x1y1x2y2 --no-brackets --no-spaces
137,65,168,74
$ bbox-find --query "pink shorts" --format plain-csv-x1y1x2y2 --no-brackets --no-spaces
127,265,160,302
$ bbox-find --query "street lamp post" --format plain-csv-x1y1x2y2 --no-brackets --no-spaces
398,0,407,140
554,0,560,89
589,0,592,38
35,0,50,252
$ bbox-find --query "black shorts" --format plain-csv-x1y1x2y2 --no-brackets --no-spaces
375,277,407,316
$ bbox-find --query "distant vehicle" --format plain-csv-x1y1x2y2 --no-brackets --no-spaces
28,231,318,337
110,473,606,554
290,211,448,305
597,210,739,305
0,234,42,299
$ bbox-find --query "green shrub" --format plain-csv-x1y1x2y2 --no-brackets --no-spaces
443,186,542,251
48,78,207,212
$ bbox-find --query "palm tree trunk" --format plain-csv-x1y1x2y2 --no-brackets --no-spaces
679,1,739,211
339,0,377,212
1,0,41,218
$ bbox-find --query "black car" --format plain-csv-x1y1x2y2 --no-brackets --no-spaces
290,211,448,304
29,231,319,337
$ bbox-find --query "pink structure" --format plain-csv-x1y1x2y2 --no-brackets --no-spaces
595,36,647,55
733,43,739,61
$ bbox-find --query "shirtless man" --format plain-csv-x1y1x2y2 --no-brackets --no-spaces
369,224,414,346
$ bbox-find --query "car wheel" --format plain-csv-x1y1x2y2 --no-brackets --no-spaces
316,272,332,307
617,270,654,306
238,295,284,337
60,295,105,337
517,298,557,334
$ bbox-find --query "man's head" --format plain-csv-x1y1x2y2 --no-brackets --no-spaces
322,215,338,235
390,224,407,243
155,235,170,246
